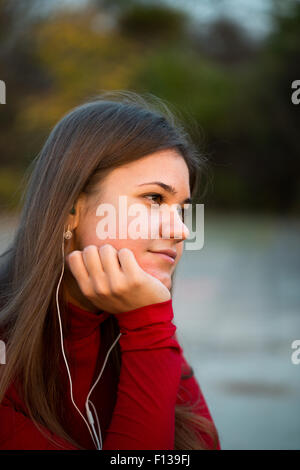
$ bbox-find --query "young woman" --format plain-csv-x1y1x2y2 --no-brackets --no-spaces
0,91,221,450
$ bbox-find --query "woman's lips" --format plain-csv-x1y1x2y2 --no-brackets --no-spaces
148,251,175,264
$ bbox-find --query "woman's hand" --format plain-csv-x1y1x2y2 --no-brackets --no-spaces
65,244,171,314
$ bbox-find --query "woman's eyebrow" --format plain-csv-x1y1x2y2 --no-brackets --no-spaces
137,181,192,205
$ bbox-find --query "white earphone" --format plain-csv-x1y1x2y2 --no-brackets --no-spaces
55,225,122,450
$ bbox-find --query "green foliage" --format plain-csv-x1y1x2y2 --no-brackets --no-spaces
0,167,24,212
118,2,188,40
0,0,299,214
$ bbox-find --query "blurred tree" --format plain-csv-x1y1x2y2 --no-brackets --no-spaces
0,0,299,214
227,0,300,213
118,3,188,43
190,17,258,65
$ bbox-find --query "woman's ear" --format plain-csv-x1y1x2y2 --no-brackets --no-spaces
68,193,87,231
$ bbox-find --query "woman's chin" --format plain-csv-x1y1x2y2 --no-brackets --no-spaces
143,266,172,289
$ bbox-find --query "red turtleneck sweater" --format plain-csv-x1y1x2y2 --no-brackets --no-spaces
0,299,221,450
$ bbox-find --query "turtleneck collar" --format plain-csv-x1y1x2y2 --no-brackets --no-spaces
65,301,111,341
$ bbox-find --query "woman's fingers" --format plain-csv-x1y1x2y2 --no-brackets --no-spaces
117,248,142,283
98,244,123,276
81,245,141,288
65,243,170,313
82,245,105,277
81,244,126,295
65,250,93,298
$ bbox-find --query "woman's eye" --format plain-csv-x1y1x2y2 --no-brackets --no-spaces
144,193,163,204
143,194,185,221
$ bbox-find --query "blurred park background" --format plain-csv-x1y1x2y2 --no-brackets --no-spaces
0,0,300,449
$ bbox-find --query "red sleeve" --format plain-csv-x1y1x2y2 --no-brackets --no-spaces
0,299,220,450
0,402,77,450
102,298,182,450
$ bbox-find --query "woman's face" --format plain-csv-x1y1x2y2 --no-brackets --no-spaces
65,149,191,307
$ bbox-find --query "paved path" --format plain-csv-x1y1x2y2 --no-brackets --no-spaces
173,212,300,449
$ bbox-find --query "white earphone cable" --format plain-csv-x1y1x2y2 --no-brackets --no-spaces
85,329,121,449
87,399,102,449
55,230,122,450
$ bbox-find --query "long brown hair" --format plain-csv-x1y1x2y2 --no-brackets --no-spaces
0,90,219,450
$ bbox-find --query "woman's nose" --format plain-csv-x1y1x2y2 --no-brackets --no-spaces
160,205,190,241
